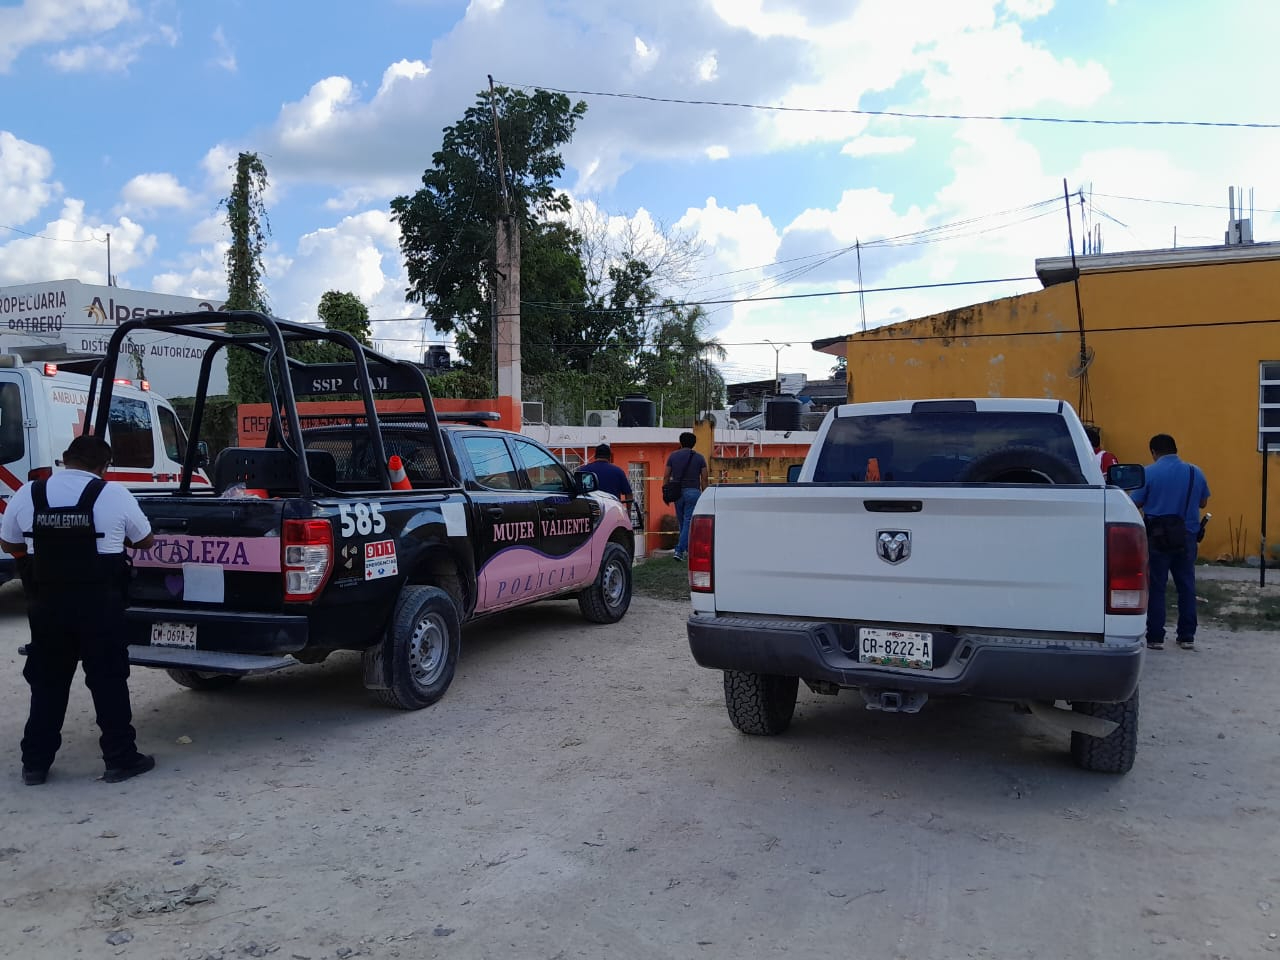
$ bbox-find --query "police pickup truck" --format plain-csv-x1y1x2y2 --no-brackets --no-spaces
686,399,1150,773
85,311,634,709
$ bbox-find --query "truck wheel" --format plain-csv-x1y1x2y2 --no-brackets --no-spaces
578,542,633,624
723,670,798,735
372,585,461,710
958,445,1080,485
165,669,243,691
1070,688,1139,774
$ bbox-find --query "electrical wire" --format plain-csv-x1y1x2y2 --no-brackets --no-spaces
1,224,106,242
499,81,1280,129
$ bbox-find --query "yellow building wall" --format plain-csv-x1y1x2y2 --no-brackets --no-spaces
845,257,1280,561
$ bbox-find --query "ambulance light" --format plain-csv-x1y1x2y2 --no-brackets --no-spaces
113,378,133,386
43,364,58,377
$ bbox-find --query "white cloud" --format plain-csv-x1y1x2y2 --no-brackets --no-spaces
377,58,428,96
842,135,916,157
211,26,236,73
0,199,153,287
47,38,140,72
0,132,60,224
704,145,729,160
119,172,193,214
0,0,136,72
697,52,718,82
1003,0,1054,18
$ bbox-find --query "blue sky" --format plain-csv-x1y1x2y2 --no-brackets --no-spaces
2,0,1278,384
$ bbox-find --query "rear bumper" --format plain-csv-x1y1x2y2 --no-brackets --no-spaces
687,615,1143,703
125,607,309,655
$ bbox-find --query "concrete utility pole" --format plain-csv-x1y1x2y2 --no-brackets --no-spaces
489,75,521,405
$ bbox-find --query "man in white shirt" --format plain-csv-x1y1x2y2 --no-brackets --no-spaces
1,436,156,785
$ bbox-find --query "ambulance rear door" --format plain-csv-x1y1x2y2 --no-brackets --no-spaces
0,367,35,507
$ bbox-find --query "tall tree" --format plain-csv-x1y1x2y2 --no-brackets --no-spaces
317,290,371,345
391,85,587,375
222,152,271,404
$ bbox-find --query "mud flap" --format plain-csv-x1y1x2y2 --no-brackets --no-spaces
362,638,391,691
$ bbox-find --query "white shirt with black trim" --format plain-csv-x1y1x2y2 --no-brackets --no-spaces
1,470,152,554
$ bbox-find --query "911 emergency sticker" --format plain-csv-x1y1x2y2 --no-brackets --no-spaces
364,539,398,580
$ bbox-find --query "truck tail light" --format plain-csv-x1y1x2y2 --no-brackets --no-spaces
283,519,333,602
1106,523,1148,615
689,515,714,593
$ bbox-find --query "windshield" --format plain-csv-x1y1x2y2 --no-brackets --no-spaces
812,411,1082,483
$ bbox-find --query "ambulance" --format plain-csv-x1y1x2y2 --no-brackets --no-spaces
0,356,207,584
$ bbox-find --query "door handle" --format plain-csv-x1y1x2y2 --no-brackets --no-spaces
541,507,557,517
485,507,504,520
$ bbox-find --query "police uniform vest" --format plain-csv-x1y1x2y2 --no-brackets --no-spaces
25,479,127,592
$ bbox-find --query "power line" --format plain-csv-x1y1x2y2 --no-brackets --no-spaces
520,275,1039,314
1092,192,1280,214
500,81,1280,129
847,313,1280,344
1,224,106,243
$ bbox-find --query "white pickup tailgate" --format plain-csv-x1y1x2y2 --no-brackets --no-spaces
707,484,1107,635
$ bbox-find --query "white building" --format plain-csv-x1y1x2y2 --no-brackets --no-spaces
0,279,228,398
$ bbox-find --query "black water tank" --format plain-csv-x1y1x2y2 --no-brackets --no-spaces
618,393,656,427
765,394,802,431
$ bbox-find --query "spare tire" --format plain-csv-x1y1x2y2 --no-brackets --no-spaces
958,445,1081,485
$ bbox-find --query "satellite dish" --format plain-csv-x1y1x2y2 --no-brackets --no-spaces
1068,345,1096,379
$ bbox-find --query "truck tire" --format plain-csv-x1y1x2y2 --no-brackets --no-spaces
165,669,243,691
578,542,633,624
372,585,461,710
1070,688,1139,774
723,670,798,735
958,445,1080,485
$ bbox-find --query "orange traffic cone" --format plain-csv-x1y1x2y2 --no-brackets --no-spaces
388,455,412,490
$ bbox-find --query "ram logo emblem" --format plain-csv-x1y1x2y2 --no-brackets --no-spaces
876,530,911,564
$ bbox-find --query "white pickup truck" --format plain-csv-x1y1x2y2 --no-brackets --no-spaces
685,398,1149,773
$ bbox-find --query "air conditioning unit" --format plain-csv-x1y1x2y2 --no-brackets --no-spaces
701,409,739,429
522,401,544,424
585,410,619,428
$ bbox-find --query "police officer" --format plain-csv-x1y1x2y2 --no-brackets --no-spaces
0,436,156,785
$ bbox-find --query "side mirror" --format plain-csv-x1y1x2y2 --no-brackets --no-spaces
575,471,598,494
195,441,210,469
786,464,802,483
1107,463,1145,490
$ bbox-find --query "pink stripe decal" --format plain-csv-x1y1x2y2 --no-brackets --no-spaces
130,535,282,572
474,508,631,614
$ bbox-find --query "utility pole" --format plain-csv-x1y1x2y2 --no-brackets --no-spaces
764,339,791,395
489,75,521,405
106,232,113,286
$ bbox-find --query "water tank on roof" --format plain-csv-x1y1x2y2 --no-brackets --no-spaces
765,394,802,431
618,393,656,427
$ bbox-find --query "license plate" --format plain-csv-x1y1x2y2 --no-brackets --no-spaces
151,622,197,649
859,628,934,670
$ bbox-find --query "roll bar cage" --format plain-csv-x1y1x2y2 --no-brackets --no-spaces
85,310,456,497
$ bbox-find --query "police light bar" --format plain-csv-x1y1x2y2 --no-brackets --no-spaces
113,378,133,386
42,363,57,377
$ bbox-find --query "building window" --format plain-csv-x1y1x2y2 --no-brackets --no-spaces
1260,363,1280,451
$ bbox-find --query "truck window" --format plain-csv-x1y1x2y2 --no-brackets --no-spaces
512,439,573,494
461,436,520,490
158,405,187,462
812,411,1081,483
109,396,155,468
0,382,23,465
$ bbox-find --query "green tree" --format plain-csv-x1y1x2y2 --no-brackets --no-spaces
221,152,271,404
390,85,588,375
317,290,371,346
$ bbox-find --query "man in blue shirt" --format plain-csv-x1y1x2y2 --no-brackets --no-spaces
1131,434,1210,651
576,444,633,509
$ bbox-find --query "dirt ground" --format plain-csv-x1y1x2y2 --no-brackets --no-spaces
2,581,1279,960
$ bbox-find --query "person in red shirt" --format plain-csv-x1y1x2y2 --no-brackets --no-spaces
1086,424,1118,475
